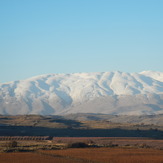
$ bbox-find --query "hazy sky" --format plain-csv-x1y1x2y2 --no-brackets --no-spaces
0,0,163,83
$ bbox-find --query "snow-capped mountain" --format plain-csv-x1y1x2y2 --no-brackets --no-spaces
0,71,163,115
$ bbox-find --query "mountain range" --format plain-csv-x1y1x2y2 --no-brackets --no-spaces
0,71,163,115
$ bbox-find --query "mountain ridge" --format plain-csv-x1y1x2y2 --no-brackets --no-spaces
0,71,163,115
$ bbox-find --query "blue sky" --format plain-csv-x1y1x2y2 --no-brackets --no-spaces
0,0,163,83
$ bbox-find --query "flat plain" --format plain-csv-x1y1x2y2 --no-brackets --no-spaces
0,148,162,163
0,115,162,162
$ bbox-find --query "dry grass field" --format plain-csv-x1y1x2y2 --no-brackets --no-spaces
54,137,163,149
0,152,78,163
0,137,162,163
0,114,162,162
0,148,162,163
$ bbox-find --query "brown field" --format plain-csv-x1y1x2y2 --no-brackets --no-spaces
0,148,162,163
0,152,78,163
54,137,163,149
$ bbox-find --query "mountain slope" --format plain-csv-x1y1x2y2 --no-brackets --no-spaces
0,71,163,115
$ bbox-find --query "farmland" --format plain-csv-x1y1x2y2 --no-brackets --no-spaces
0,115,162,162
0,137,162,162
0,148,162,163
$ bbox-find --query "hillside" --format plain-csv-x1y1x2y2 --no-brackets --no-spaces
0,71,163,115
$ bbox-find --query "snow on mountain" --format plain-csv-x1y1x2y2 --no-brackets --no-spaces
0,71,163,115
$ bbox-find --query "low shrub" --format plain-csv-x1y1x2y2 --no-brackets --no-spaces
8,141,18,148
67,142,89,148
139,143,150,148
3,141,18,148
